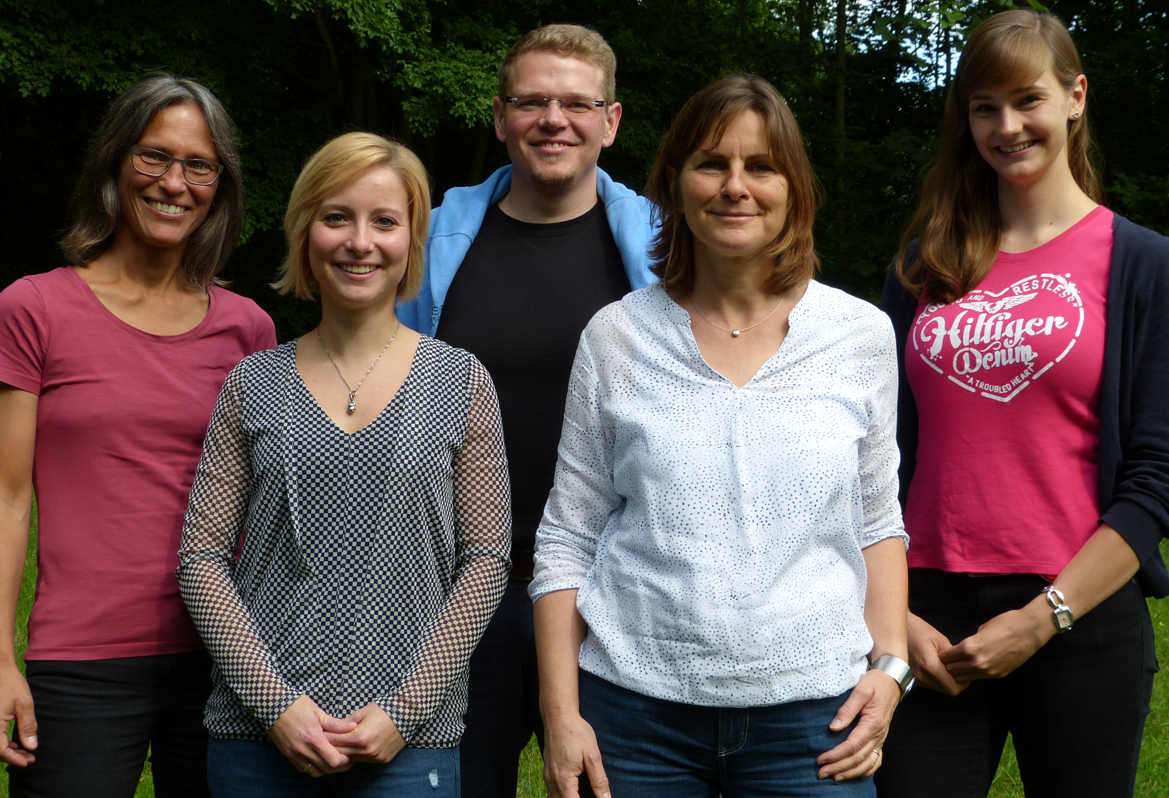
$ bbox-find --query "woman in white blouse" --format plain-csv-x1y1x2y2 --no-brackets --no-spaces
531,75,909,798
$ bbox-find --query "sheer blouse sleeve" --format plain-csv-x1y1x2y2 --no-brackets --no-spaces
376,358,511,741
858,316,909,550
177,363,301,729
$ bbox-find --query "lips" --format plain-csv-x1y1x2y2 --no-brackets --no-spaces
997,140,1036,154
147,199,186,215
336,263,378,275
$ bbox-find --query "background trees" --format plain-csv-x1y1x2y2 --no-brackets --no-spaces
2,0,1166,339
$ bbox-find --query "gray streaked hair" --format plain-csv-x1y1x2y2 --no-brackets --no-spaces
60,74,244,288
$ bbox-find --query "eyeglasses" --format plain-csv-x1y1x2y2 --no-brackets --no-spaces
127,147,224,186
504,95,610,115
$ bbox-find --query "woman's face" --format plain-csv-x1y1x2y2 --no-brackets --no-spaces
679,111,789,269
967,69,1086,189
117,103,220,253
307,165,412,313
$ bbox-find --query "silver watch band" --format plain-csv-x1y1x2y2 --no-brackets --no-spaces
870,654,915,697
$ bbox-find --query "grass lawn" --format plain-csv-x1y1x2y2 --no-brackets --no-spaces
3,509,1167,797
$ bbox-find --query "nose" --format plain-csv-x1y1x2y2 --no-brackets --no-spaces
156,161,187,195
347,224,373,254
998,106,1024,136
537,100,568,126
721,164,749,199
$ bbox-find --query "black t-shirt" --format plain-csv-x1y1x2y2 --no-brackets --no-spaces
435,201,632,553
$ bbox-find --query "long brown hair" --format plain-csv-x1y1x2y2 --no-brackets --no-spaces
646,74,820,295
895,10,1103,303
60,75,244,289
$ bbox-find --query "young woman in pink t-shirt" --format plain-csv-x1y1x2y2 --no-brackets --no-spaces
0,77,275,797
876,10,1169,798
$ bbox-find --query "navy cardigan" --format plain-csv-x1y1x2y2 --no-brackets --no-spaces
883,214,1169,598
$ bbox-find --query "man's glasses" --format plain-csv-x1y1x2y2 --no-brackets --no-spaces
127,147,223,186
504,96,610,115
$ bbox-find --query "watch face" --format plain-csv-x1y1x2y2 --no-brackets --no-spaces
1056,610,1074,631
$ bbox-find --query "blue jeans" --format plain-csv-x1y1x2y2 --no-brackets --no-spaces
206,738,459,798
578,670,875,798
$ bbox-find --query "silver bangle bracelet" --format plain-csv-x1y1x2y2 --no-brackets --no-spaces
870,654,916,697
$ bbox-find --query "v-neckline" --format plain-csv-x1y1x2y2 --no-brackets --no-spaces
291,336,423,437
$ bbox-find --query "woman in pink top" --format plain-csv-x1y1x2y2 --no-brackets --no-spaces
0,76,275,797
876,10,1169,798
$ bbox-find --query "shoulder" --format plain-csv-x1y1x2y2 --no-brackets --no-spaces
0,268,74,311
209,286,277,340
232,340,295,383
803,281,894,338
414,335,483,380
583,283,666,337
1113,215,1169,270
429,166,512,238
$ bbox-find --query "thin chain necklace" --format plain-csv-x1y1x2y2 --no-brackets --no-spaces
689,293,791,338
316,320,401,415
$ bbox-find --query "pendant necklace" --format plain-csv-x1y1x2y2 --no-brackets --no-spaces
689,293,790,338
317,321,401,414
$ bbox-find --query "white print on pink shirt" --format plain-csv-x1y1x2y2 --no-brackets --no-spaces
912,273,1084,402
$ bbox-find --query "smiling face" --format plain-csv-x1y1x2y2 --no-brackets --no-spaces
307,165,412,313
968,68,1086,190
679,111,790,270
492,51,621,194
117,102,220,253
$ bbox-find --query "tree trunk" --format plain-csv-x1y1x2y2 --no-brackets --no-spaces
467,126,490,186
836,0,847,158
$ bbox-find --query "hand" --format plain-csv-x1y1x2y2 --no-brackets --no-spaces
0,662,36,767
268,695,357,777
940,599,1055,684
906,612,965,696
816,669,902,782
322,703,405,764
542,711,610,798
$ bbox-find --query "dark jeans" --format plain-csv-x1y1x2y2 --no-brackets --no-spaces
875,570,1158,798
8,650,213,798
459,579,543,798
578,669,875,798
206,738,459,798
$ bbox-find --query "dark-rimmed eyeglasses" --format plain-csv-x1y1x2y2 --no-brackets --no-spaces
504,96,610,115
127,147,223,186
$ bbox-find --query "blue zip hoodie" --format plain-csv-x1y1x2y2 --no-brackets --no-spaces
398,164,660,336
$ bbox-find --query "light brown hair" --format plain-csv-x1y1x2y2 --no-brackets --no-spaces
61,75,244,288
645,74,820,295
274,132,430,301
498,24,617,102
895,9,1103,303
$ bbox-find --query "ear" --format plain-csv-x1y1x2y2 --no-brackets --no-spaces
601,101,623,149
493,96,507,143
1069,74,1088,120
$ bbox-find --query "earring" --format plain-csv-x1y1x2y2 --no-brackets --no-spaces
1071,111,1081,119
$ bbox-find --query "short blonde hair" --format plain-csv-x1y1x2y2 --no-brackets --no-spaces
274,132,431,301
498,24,617,103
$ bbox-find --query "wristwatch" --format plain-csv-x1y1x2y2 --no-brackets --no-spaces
870,654,915,698
1043,585,1075,633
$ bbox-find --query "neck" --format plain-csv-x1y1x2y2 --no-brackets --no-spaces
498,165,600,223
997,159,1097,250
317,298,401,357
88,227,191,292
689,247,786,310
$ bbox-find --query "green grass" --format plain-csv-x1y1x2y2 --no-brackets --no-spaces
4,510,1167,797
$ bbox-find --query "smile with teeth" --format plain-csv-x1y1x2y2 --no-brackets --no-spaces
337,263,378,274
148,200,185,215
998,140,1036,154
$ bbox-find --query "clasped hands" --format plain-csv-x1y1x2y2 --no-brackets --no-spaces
268,695,405,777
908,598,1057,696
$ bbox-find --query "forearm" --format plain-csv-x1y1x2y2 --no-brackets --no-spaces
861,537,909,662
0,386,37,667
534,589,588,719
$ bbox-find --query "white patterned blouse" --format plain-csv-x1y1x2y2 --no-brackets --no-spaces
530,281,907,708
178,337,511,746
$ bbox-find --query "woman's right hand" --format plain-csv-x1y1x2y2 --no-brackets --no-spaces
0,661,36,767
543,711,611,798
907,612,964,695
268,695,357,777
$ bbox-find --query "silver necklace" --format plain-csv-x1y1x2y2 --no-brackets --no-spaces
689,294,790,338
316,321,401,415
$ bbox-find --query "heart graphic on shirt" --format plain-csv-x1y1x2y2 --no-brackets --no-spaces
912,273,1084,402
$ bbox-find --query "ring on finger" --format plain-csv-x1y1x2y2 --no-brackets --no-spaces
302,763,313,774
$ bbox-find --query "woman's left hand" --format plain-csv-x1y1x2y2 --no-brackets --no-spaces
816,669,901,781
939,599,1055,683
323,703,406,764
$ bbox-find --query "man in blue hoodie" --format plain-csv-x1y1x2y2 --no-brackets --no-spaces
397,23,658,798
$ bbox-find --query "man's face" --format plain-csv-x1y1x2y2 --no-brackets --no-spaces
493,51,622,194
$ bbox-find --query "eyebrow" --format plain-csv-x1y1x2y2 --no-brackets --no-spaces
969,84,1047,101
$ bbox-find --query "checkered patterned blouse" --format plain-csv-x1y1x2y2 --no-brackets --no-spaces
178,337,511,746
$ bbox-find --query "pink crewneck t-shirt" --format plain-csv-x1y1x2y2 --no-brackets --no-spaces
904,207,1113,575
0,267,276,660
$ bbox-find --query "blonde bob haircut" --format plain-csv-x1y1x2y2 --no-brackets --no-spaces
498,24,617,103
646,74,821,296
896,9,1102,303
274,132,430,301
